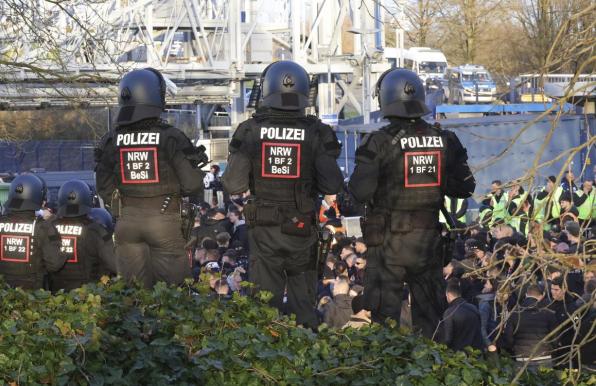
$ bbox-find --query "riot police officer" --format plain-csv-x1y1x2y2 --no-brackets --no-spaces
349,69,475,337
95,68,206,288
50,180,117,291
88,207,115,238
0,174,64,289
222,60,344,328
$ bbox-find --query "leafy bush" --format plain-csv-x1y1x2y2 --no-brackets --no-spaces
0,278,592,386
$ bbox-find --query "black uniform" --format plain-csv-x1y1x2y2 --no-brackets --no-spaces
1,174,64,290
0,211,63,289
50,217,116,291
95,68,205,288
349,68,475,337
222,109,343,327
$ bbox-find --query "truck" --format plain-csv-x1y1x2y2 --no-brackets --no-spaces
444,64,497,104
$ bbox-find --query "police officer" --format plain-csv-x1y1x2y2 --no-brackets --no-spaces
349,68,475,337
222,60,344,328
95,68,206,288
88,207,115,238
0,174,64,289
50,180,117,291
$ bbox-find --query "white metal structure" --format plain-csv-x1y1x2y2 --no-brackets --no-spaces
0,0,391,134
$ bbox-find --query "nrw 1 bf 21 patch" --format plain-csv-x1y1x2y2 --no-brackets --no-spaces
1,235,30,262
60,236,78,263
119,147,160,184
404,151,441,188
261,142,301,178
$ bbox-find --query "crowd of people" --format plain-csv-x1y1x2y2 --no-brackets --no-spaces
185,165,595,372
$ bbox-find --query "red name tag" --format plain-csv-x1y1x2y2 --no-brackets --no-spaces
119,147,160,184
404,151,441,188
60,236,78,263
261,142,301,179
1,235,30,263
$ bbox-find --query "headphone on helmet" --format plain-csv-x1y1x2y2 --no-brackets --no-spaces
144,67,167,106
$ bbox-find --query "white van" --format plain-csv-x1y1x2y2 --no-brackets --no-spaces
384,47,448,81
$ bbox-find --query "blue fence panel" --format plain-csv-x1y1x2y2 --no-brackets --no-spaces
0,141,96,173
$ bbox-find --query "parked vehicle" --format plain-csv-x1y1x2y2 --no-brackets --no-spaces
384,47,448,82
444,64,497,104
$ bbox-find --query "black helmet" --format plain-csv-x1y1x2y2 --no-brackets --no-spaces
376,68,430,118
57,180,93,218
116,68,166,126
88,208,115,235
6,174,46,211
260,61,310,110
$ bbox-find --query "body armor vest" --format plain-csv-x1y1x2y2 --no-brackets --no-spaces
113,123,180,197
0,212,43,285
247,114,317,211
52,217,93,283
373,121,446,212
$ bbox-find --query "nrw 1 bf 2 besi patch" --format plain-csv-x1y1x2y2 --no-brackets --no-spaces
261,142,301,178
404,151,441,188
119,147,160,184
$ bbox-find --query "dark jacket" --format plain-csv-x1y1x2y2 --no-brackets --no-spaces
504,297,557,358
322,294,353,328
477,292,501,347
230,221,249,251
548,296,579,364
190,218,229,249
438,297,484,351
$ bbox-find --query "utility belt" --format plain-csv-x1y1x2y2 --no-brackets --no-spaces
243,200,313,237
360,209,439,246
112,191,181,215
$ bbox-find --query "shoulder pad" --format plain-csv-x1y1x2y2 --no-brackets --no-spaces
355,132,385,161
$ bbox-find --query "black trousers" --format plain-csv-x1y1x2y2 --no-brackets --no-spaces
115,206,190,288
248,225,319,328
364,226,446,338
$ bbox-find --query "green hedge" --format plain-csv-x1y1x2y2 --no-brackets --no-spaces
0,278,592,386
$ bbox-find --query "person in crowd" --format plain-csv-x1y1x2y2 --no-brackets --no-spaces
576,180,594,227
563,221,582,255
213,278,231,298
215,232,231,256
548,276,579,367
477,278,503,351
437,279,484,352
319,278,353,328
504,284,557,369
353,237,367,257
228,208,249,251
343,294,372,329
187,208,229,253
483,180,507,224
221,249,238,275
319,194,341,225
203,164,222,190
